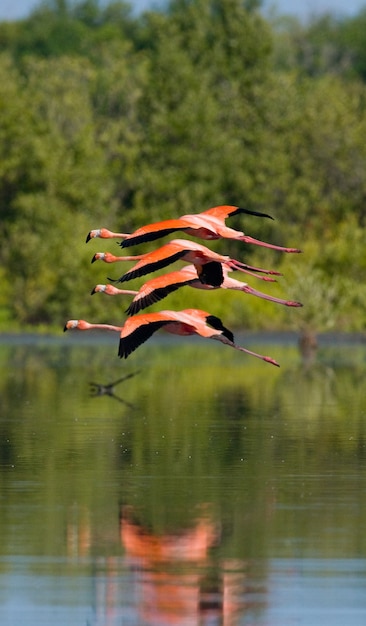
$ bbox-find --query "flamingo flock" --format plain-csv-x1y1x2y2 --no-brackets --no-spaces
65,205,302,366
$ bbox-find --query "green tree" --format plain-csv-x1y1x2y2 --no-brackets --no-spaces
0,0,137,60
120,0,274,227
0,54,113,325
256,72,366,230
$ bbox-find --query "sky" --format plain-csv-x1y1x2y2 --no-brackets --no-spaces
0,0,365,22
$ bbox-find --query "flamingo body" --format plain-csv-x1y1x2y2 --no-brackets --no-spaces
120,205,279,248
63,310,280,366
86,205,301,253
119,308,279,365
91,239,282,284
92,264,302,315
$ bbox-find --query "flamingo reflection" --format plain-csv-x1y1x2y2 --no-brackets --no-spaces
89,371,140,405
120,504,248,626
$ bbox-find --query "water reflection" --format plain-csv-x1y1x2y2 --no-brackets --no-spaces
119,504,252,626
89,371,141,406
121,504,219,625
298,327,318,368
1,336,366,625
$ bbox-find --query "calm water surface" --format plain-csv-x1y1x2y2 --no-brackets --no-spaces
1,332,366,625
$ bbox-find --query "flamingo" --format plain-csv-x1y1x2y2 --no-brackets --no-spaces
119,308,281,366
91,239,282,285
85,205,271,244
86,205,301,253
91,264,303,316
64,310,280,367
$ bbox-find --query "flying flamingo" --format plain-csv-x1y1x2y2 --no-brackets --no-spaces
91,239,283,285
91,264,303,316
86,204,301,253
85,206,272,244
64,309,280,367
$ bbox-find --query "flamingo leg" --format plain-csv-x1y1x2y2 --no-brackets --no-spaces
234,345,280,366
225,261,278,282
214,335,280,367
238,235,301,253
229,260,282,276
242,285,303,308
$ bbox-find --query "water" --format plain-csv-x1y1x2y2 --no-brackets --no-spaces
1,332,366,625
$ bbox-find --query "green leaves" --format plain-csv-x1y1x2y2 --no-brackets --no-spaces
0,1,366,331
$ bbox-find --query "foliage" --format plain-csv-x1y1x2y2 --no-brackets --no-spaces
270,9,366,80
0,0,365,333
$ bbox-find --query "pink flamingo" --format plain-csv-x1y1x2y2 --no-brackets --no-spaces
91,264,302,315
64,309,280,367
86,204,301,253
91,239,282,285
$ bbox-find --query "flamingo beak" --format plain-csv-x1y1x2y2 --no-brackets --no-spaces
91,255,97,264
90,287,97,295
86,232,92,243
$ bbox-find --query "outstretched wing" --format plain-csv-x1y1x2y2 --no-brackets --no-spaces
118,317,172,359
203,205,273,221
110,249,188,284
120,219,192,248
126,273,198,315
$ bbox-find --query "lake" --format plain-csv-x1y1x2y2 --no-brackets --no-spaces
1,331,366,625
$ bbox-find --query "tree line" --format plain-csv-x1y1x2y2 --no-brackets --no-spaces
1,0,366,332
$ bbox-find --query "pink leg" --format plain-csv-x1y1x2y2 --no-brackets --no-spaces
239,235,302,254
243,285,303,307
217,336,280,367
226,261,278,282
234,343,280,367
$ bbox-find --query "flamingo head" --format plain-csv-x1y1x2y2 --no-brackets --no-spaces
86,229,102,243
91,252,105,263
64,319,89,331
91,284,106,295
64,319,79,331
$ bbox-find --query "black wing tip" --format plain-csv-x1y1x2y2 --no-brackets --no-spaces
118,338,130,359
107,276,123,283
118,272,136,283
121,229,179,249
121,234,153,249
126,286,173,316
125,303,138,316
237,206,274,220
206,314,234,343
121,239,136,249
